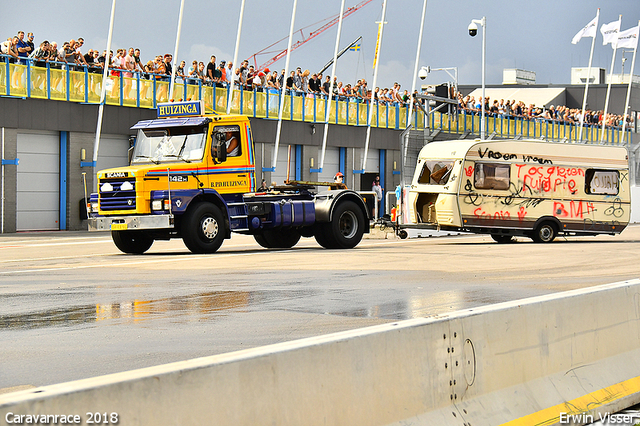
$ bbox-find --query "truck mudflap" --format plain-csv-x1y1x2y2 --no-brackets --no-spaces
88,214,174,232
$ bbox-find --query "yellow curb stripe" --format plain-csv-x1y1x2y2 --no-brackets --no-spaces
499,375,640,426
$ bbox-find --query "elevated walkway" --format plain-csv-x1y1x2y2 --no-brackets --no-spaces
0,59,630,145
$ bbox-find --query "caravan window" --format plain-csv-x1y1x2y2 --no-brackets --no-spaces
417,160,455,185
474,163,510,190
585,169,619,195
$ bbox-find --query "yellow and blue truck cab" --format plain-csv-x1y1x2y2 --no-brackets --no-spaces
88,101,369,254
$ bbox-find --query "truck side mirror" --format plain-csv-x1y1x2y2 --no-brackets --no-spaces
212,132,227,163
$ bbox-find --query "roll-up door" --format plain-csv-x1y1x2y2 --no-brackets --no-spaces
365,148,380,173
94,135,130,189
17,131,59,231
317,147,340,182
270,144,294,186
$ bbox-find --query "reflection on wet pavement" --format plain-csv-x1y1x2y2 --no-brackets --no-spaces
0,291,254,330
0,286,526,330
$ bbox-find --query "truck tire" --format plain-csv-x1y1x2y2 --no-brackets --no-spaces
254,229,301,249
182,202,226,253
532,221,557,243
112,230,154,254
317,200,365,249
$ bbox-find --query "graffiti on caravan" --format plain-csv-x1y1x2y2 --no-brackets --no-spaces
516,165,584,194
477,147,553,164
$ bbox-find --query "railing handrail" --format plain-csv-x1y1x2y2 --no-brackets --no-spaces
0,53,631,144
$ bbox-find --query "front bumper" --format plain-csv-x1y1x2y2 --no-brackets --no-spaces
88,214,174,232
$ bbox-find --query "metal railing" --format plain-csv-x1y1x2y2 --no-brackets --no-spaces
0,56,630,144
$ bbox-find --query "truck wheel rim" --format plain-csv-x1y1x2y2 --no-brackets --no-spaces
202,217,218,240
339,211,357,239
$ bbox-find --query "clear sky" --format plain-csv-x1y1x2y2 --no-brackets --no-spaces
9,0,640,91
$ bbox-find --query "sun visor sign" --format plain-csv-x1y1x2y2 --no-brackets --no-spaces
157,101,204,118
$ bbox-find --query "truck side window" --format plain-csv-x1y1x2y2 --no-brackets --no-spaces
585,169,619,195
212,125,242,158
474,163,510,190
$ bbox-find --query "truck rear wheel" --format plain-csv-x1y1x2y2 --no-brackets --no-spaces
182,202,226,253
316,200,365,249
112,230,154,254
532,221,557,243
254,229,301,249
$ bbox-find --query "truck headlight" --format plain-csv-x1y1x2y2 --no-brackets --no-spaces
151,199,170,211
90,201,99,212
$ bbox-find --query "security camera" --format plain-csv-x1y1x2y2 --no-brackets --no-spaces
468,22,478,37
418,66,430,80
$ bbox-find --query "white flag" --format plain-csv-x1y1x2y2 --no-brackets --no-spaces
601,20,621,45
572,15,598,44
615,25,639,50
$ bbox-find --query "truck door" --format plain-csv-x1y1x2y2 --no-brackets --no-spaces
207,124,253,194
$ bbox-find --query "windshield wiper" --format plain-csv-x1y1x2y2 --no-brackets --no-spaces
158,136,191,163
162,154,191,163
135,155,160,164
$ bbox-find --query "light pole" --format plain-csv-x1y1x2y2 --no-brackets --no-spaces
469,17,486,140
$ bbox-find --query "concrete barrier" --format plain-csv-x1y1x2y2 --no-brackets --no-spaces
2,279,640,426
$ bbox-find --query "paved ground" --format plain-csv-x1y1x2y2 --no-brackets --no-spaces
1,225,639,390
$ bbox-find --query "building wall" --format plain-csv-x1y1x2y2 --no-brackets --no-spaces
0,98,404,233
1,128,18,233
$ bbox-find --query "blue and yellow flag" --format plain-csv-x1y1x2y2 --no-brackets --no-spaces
349,44,361,51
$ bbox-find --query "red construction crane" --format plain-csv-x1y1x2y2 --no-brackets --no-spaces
248,0,373,72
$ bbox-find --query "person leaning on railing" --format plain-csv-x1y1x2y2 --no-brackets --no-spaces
1,36,19,64
266,70,279,90
29,40,50,92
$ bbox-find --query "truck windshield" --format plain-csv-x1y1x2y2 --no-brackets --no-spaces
417,160,455,185
132,126,207,164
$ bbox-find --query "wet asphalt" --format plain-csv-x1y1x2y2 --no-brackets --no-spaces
1,226,639,390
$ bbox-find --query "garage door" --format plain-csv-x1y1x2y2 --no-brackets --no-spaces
317,147,340,182
364,148,380,173
17,131,59,231
93,135,130,189
270,144,294,186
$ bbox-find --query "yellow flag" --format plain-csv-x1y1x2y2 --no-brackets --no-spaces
373,21,383,69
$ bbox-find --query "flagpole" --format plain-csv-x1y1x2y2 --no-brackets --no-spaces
169,0,185,101
271,0,298,171
93,0,117,171
578,8,599,143
406,0,428,134
227,0,245,115
621,22,639,145
601,15,622,143
360,0,387,173
319,0,346,173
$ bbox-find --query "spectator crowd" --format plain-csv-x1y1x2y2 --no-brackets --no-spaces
456,93,633,130
0,30,633,130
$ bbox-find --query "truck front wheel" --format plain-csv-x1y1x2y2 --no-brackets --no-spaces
112,230,154,254
316,200,365,249
182,203,226,253
254,229,301,249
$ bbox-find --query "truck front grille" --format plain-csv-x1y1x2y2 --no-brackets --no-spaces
99,179,136,211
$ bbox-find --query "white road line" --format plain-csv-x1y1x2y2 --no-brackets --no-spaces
0,239,113,249
0,251,261,275
0,238,443,275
